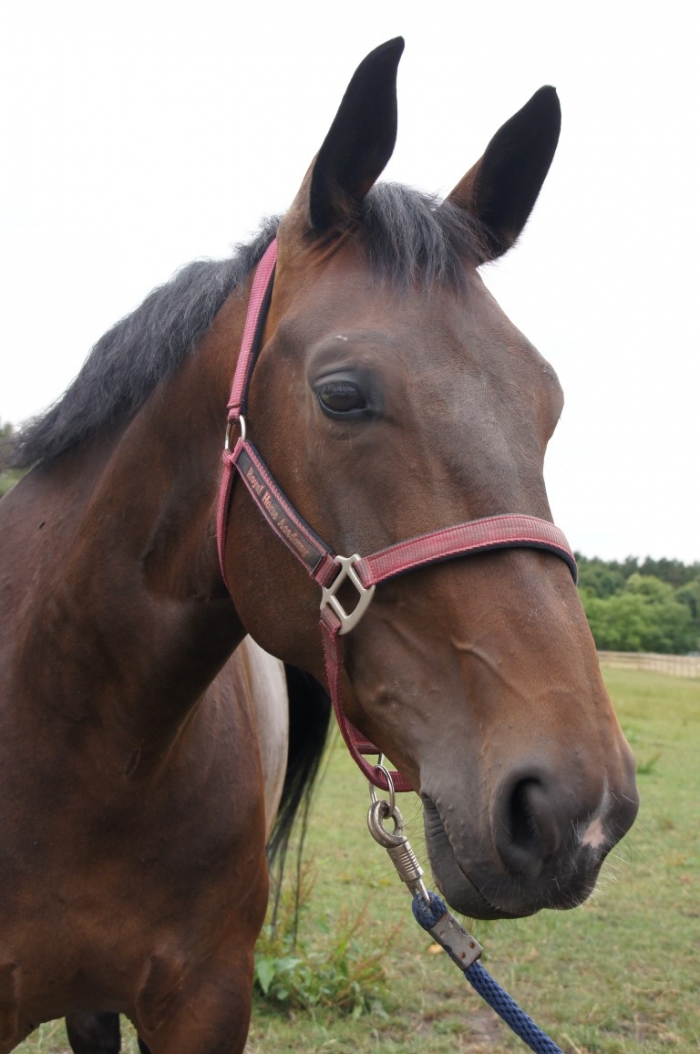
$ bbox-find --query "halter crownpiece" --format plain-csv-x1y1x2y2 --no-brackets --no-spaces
217,239,577,792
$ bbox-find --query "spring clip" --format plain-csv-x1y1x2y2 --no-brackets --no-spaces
366,759,431,904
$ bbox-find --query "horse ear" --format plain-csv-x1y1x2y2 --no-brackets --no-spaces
447,86,561,261
306,37,405,235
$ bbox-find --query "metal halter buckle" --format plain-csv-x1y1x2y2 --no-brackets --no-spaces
320,554,376,635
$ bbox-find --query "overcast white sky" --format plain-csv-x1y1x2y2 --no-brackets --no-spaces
1,2,697,562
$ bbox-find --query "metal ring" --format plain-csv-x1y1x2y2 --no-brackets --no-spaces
367,797,406,848
369,758,396,817
224,415,247,451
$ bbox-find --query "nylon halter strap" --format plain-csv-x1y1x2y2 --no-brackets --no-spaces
217,238,578,793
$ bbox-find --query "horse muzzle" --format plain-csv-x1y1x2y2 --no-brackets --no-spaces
421,758,639,919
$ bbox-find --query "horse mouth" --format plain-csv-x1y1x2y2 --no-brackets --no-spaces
421,795,600,921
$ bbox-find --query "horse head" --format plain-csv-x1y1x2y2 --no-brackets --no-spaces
223,39,638,919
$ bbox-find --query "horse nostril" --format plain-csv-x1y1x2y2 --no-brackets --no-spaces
495,775,562,879
508,779,542,855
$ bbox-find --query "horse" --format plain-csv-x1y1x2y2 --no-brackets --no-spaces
0,36,638,1054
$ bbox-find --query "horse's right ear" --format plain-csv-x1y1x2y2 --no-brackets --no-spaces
447,87,561,261
293,38,404,236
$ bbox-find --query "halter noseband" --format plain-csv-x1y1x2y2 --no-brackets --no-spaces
217,239,577,792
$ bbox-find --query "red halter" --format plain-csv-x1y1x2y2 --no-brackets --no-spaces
217,239,577,792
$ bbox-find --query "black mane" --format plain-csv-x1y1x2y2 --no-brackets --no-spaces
9,186,481,469
8,218,280,469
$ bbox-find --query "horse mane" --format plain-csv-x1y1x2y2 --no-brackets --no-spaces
7,217,280,470
8,186,482,470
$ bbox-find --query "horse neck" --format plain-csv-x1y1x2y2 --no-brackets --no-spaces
11,288,250,741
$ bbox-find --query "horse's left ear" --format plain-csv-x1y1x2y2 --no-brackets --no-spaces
301,37,404,235
447,86,561,261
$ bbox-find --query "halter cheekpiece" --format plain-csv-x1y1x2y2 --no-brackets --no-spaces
217,239,577,792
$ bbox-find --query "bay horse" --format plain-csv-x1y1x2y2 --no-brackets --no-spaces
0,37,638,1054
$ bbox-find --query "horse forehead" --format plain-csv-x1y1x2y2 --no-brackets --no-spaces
275,283,541,390
273,276,453,357
271,254,552,402
280,249,518,331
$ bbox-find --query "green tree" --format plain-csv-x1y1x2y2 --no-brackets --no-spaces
675,577,700,640
576,557,625,598
580,574,698,654
582,591,655,652
638,556,700,588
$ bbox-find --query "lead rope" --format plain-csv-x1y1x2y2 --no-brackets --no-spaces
367,761,565,1054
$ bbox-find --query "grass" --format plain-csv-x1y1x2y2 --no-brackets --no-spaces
252,858,400,1016
16,669,700,1053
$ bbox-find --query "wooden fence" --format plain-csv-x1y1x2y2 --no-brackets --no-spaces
598,651,700,679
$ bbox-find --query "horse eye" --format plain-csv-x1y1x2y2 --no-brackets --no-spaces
317,381,367,416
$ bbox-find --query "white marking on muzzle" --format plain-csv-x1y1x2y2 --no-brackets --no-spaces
581,815,606,849
580,782,610,849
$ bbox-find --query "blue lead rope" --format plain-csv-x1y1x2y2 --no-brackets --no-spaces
412,891,565,1054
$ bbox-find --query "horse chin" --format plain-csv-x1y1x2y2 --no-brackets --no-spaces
422,796,601,921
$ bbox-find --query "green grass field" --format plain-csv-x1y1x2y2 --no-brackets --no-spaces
16,669,700,1053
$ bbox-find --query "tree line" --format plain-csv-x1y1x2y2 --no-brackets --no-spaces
576,553,700,655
